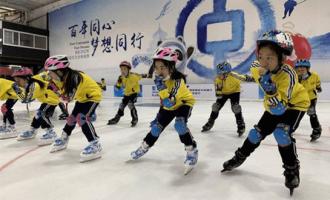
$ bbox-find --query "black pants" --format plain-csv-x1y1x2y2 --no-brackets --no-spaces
31,103,56,129
2,99,17,125
63,101,99,142
308,99,321,130
239,109,305,166
209,92,244,126
116,93,138,120
144,105,196,148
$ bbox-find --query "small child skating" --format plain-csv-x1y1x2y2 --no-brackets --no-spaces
201,62,246,136
295,59,322,141
130,47,198,175
107,61,149,127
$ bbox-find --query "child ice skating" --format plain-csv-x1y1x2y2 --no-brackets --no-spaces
221,30,310,195
130,47,198,175
44,55,103,162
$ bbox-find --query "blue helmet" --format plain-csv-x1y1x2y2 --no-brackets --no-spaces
216,62,232,75
257,30,293,56
295,59,310,68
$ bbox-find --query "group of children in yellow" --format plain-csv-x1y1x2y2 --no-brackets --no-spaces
0,30,322,195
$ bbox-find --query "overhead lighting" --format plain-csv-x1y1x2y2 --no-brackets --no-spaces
0,6,16,11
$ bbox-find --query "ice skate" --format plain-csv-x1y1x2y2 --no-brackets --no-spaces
17,129,36,141
131,142,149,160
221,149,246,172
0,125,17,140
58,113,68,120
184,146,198,175
107,115,121,125
131,118,138,127
80,139,102,162
283,162,300,196
310,127,321,142
201,120,214,132
50,132,69,153
38,128,57,146
237,123,246,137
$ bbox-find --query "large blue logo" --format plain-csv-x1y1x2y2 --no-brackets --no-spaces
176,0,276,79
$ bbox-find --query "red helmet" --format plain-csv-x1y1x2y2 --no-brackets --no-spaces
119,61,132,69
12,67,33,77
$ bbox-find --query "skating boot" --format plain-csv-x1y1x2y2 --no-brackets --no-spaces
17,128,37,141
38,128,57,146
107,114,121,125
80,139,102,162
58,113,69,120
201,119,214,132
184,146,198,175
50,132,69,153
283,162,300,196
310,127,322,142
237,123,246,137
131,118,138,127
0,125,17,140
131,141,149,160
221,149,246,172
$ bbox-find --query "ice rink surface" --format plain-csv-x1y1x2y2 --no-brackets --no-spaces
1,98,330,200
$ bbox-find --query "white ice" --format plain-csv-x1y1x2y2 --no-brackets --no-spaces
0,98,330,200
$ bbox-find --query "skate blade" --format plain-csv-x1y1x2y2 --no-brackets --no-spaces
221,168,231,173
184,166,194,175
80,154,101,163
290,188,294,196
17,136,35,141
38,140,54,146
50,146,67,153
0,135,18,140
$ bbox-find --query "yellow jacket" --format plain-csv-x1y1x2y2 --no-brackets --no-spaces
214,74,241,96
0,78,18,100
299,71,321,100
158,78,195,111
23,73,60,105
72,72,102,103
250,61,310,112
116,72,142,96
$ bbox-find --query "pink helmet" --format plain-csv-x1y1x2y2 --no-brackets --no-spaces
152,47,179,63
119,61,132,69
44,55,70,71
12,67,33,77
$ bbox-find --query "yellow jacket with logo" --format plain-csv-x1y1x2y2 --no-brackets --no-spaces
116,72,142,96
250,61,310,113
299,71,321,100
0,78,18,100
214,74,241,96
73,72,102,103
158,78,195,111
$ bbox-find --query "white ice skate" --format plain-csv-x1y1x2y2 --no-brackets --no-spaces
0,125,17,140
130,142,149,160
38,128,57,146
17,129,36,141
79,139,102,162
50,132,69,153
184,146,198,175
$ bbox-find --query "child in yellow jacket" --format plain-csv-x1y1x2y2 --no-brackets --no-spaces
222,30,310,194
201,62,246,136
0,78,19,139
107,61,148,127
44,55,102,162
130,47,198,175
12,68,60,146
295,59,322,141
